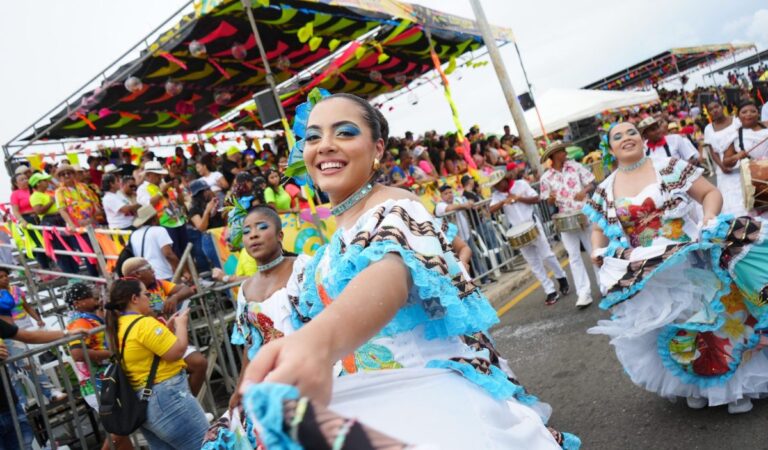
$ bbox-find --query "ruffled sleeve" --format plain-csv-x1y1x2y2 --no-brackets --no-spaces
656,157,703,219
582,174,629,257
293,199,499,339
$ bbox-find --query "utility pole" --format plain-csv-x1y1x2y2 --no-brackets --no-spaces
469,0,541,174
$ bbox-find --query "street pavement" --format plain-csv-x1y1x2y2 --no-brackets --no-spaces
490,252,768,450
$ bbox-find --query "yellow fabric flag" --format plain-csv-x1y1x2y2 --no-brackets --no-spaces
25,155,43,171
66,152,79,166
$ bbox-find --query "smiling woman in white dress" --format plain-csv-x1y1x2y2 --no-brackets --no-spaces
233,91,579,450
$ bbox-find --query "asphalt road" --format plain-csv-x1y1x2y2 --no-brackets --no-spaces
490,252,768,450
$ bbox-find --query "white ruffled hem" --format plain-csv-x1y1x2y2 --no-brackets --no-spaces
609,332,768,406
329,368,561,450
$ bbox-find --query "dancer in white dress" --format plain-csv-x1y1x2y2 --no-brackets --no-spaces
227,205,308,411
236,91,580,449
703,100,744,216
585,121,768,415
723,100,768,218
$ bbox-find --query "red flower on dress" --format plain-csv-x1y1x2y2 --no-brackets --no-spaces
627,198,662,235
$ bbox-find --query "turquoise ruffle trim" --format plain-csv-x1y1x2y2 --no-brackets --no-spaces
293,239,499,340
581,203,628,257
425,359,539,406
242,383,301,450
562,432,582,450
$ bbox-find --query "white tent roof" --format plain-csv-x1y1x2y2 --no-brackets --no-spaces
510,88,659,138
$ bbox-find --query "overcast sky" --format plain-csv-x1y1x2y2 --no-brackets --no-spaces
1,1,766,201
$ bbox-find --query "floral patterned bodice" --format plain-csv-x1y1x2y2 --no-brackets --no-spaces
615,184,691,248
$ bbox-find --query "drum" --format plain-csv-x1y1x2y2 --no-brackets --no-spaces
505,222,539,249
740,159,768,212
552,212,588,233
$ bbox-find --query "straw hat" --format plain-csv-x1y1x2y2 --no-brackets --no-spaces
55,164,76,176
637,116,659,132
103,163,120,174
539,140,568,163
482,169,506,188
132,205,157,228
143,160,168,175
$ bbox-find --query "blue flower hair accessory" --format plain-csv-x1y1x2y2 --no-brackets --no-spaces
284,88,331,187
599,122,617,170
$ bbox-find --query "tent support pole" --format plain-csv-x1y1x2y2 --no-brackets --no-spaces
469,0,541,174
241,0,293,144
513,42,547,140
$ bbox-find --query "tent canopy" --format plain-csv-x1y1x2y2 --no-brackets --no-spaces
508,88,659,138
715,48,768,74
11,0,513,148
583,44,755,91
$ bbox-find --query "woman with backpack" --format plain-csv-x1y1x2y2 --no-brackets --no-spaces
104,278,208,449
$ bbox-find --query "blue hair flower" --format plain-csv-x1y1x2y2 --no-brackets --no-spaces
285,88,331,187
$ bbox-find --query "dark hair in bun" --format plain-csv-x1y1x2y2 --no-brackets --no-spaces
317,93,389,142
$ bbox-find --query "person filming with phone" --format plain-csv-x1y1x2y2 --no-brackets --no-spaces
121,257,207,397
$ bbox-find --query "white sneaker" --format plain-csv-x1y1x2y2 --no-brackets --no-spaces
727,398,753,414
205,412,215,423
575,294,593,309
686,396,707,409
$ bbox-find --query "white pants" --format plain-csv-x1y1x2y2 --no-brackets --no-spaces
519,223,566,295
560,228,596,298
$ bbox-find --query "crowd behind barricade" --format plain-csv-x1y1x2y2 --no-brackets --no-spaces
3,62,768,447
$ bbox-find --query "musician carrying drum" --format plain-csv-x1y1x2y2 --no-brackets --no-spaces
721,100,768,218
538,140,597,309
490,161,570,306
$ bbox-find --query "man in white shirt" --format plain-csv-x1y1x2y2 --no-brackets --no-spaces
129,205,185,281
538,142,596,309
101,174,140,230
638,116,699,163
490,168,568,305
434,185,472,242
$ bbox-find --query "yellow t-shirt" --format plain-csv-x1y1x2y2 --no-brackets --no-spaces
235,248,258,277
29,191,58,217
118,315,186,389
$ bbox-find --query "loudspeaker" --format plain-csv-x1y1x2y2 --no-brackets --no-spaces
253,89,282,127
724,87,741,107
518,92,535,111
568,117,597,140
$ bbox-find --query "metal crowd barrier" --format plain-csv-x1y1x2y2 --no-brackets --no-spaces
0,220,243,448
0,328,110,449
437,186,559,284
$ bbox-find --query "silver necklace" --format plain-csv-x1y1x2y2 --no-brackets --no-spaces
258,253,285,272
331,178,375,216
618,156,648,172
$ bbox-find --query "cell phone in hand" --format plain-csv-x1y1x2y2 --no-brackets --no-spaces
178,300,191,312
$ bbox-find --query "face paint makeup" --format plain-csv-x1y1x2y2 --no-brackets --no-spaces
336,123,361,137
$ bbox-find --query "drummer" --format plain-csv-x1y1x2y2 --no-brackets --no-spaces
490,163,569,306
638,116,699,164
538,141,596,309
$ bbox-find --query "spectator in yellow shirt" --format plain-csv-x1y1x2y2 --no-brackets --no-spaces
105,278,207,449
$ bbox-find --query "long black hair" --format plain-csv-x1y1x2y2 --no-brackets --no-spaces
105,278,142,354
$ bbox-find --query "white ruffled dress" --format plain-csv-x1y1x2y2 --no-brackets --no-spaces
584,157,768,406
243,199,580,450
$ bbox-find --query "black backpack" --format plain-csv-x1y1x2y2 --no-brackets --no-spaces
115,228,148,277
99,316,161,435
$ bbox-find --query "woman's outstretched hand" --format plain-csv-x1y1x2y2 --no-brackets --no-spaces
240,331,335,406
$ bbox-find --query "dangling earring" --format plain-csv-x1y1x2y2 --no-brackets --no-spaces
372,158,381,171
